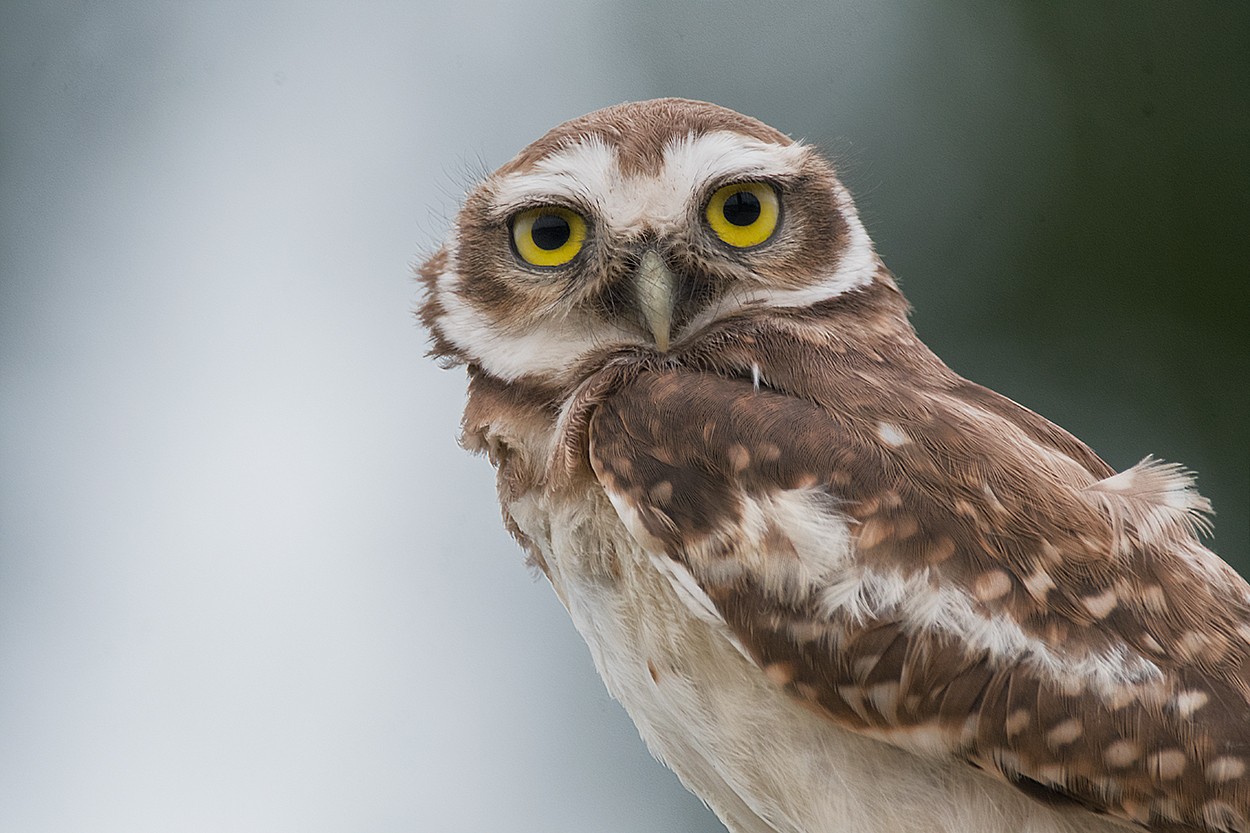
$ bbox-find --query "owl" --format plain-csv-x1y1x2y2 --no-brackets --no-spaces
419,99,1249,833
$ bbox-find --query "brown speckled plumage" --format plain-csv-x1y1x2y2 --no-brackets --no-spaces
421,98,1249,833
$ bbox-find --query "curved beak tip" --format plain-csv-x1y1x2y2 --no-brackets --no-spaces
636,250,675,352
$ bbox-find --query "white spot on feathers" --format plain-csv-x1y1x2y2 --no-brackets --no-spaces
1104,740,1141,768
1208,756,1247,783
876,421,910,447
1022,569,1055,602
1171,689,1209,718
1149,749,1188,780
1046,719,1083,747
1081,588,1118,620
973,569,1012,602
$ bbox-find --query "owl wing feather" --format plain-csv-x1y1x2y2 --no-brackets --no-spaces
586,366,1250,833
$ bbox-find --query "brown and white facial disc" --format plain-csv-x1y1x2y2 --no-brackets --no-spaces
420,98,879,385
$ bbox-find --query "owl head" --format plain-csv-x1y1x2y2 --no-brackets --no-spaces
419,98,882,387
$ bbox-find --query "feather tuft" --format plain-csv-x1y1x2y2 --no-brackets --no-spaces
1085,456,1215,541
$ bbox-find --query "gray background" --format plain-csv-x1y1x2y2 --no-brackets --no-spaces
2,2,1245,832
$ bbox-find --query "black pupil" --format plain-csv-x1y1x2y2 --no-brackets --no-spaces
531,213,571,250
723,190,761,226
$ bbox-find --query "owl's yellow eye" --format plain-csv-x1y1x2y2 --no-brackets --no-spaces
705,182,780,249
511,207,587,267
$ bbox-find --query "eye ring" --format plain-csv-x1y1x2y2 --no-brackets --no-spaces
705,182,780,249
511,206,587,267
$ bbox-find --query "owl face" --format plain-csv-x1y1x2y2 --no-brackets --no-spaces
422,99,879,385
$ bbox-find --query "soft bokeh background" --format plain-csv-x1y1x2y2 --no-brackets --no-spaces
2,2,1245,831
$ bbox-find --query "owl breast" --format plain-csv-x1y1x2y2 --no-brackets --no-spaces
503,483,1123,833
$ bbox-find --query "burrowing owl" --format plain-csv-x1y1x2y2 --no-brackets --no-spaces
419,98,1249,833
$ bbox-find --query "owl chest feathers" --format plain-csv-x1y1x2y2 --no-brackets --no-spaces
458,313,1245,832
497,454,1123,833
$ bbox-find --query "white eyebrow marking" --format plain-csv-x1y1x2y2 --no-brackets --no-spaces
489,131,809,234
660,131,810,198
489,135,619,217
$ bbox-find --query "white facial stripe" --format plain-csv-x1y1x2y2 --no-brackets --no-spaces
491,131,810,235
436,283,642,383
432,230,645,382
681,179,876,337
817,565,1162,698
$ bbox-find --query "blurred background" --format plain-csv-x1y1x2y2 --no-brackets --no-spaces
1,2,1245,831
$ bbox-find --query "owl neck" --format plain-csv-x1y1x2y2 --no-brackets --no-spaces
458,271,946,492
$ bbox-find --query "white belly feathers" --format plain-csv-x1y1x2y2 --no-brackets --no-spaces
505,487,1124,833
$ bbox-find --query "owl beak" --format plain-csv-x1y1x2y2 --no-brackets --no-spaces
635,249,675,352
